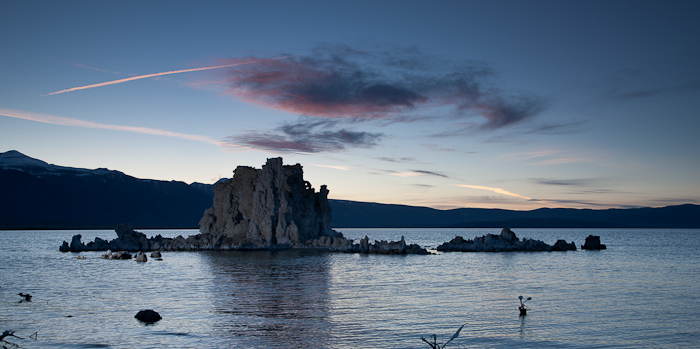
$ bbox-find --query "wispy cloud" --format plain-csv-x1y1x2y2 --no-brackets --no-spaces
70,63,121,74
500,149,613,167
412,184,435,188
0,107,231,147
220,44,546,129
454,184,597,208
375,156,416,163
310,164,351,170
455,184,532,200
524,121,587,135
531,178,596,187
385,169,449,178
422,143,458,152
225,117,383,153
409,169,449,178
388,171,424,177
44,57,288,96
532,198,611,207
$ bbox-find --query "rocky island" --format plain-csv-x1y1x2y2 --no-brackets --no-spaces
436,228,577,252
60,158,428,255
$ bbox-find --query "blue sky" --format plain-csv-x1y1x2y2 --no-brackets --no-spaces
1,0,699,210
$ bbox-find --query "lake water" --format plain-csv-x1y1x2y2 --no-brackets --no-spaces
1,228,699,348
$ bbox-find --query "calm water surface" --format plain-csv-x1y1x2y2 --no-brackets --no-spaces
1,228,698,348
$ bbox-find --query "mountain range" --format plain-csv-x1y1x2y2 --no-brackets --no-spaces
1,150,698,229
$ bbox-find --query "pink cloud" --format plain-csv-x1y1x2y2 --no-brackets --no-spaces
224,56,427,119
217,45,545,129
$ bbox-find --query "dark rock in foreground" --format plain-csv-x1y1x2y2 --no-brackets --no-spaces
135,309,161,323
436,228,576,252
581,235,607,250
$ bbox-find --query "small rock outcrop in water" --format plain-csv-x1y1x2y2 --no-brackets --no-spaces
552,239,577,251
100,251,132,260
344,236,430,255
436,228,576,252
59,158,429,255
581,235,606,250
134,309,161,323
60,224,152,252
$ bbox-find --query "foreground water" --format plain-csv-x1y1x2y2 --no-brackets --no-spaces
1,228,699,348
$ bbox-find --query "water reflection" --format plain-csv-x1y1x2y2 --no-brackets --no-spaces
518,315,528,340
200,250,333,348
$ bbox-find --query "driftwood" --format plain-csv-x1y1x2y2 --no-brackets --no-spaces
420,324,465,349
519,295,532,316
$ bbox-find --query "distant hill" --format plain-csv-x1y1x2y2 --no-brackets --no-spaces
1,150,698,229
0,150,214,229
329,200,700,228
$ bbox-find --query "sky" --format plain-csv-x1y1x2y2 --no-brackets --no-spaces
1,0,699,210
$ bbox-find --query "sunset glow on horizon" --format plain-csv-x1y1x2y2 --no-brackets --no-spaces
1,0,698,210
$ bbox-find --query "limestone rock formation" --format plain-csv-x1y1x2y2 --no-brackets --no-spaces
581,235,606,250
197,157,340,249
59,158,429,255
552,239,577,251
346,236,431,255
101,251,133,260
436,228,576,252
60,224,155,252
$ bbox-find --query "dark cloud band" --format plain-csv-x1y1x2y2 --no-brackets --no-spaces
226,117,383,153
223,44,546,128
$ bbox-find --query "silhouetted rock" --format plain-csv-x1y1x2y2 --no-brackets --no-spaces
552,239,577,251
100,250,132,260
171,158,429,254
436,228,574,252
60,224,151,252
134,309,161,323
581,235,606,250
338,235,430,254
58,158,429,255
198,157,338,249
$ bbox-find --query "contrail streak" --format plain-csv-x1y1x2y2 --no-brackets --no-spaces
44,57,288,96
0,107,236,148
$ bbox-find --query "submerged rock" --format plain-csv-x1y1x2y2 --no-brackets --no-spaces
581,235,606,250
436,228,575,252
